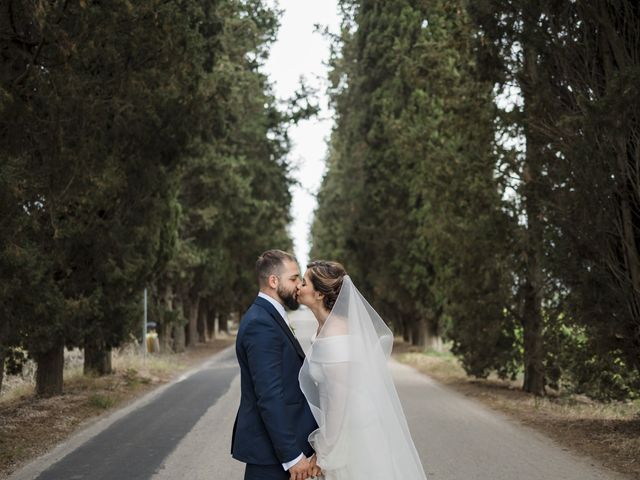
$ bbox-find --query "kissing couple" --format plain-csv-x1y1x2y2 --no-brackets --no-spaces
231,250,427,480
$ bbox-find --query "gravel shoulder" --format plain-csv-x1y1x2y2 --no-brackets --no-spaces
395,344,640,479
1,339,234,480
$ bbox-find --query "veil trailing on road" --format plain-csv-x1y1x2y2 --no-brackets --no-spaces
298,276,427,480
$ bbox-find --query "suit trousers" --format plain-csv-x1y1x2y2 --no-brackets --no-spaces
244,463,289,480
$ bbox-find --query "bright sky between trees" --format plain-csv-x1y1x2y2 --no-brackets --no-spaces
263,0,340,268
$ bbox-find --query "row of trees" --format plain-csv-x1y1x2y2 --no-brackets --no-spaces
0,0,301,396
311,0,640,399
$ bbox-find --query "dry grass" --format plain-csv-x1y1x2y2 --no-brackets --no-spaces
393,340,640,479
0,338,234,479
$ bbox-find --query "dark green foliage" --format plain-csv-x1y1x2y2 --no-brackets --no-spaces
157,0,298,350
0,0,296,394
1,0,211,383
468,0,640,398
313,0,640,399
313,0,516,367
533,1,640,398
3,0,639,402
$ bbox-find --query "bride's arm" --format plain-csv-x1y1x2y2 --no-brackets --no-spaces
319,360,349,452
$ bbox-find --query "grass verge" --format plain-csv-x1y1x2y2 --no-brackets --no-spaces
393,340,640,479
0,338,234,479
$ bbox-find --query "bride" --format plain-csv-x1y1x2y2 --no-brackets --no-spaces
296,260,427,480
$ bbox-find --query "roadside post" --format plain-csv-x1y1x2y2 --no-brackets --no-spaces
142,288,148,356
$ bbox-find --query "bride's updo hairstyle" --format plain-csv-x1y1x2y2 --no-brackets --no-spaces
306,260,347,312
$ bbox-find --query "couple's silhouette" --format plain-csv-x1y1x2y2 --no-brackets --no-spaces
231,250,426,480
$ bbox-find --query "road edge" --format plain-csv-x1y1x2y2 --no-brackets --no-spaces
7,345,237,480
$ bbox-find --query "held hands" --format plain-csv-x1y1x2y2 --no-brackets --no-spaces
309,454,323,478
289,454,323,480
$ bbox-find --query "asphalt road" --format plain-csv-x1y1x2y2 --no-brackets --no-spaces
10,308,629,480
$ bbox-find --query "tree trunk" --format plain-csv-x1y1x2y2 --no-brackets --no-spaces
0,346,5,394
410,318,426,347
172,324,186,353
520,185,546,396
392,318,404,340
402,317,411,343
0,323,8,393
614,136,640,323
160,284,174,353
206,309,217,340
35,343,64,397
84,339,113,376
173,296,186,353
520,30,546,397
521,275,545,395
424,315,443,352
197,301,208,343
596,9,640,367
186,296,200,348
218,313,229,335
159,317,171,353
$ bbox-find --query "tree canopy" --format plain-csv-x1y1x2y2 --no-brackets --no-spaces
0,0,298,395
311,0,640,400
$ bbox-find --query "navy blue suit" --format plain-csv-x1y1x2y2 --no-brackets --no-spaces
231,296,317,479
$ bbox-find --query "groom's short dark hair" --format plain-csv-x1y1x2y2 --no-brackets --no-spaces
256,249,297,287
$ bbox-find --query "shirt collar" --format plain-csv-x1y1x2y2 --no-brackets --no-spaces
258,292,289,325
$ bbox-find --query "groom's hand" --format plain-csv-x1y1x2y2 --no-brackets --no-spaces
288,455,312,480
309,454,323,478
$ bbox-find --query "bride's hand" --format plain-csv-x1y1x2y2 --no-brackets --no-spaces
309,454,323,478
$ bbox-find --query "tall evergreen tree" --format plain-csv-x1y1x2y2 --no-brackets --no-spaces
532,1,640,398
468,1,558,395
313,0,515,365
1,0,242,391
157,0,299,352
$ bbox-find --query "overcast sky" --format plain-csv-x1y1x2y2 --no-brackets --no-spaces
263,0,341,268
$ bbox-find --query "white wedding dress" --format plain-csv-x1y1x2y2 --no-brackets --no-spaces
299,276,427,480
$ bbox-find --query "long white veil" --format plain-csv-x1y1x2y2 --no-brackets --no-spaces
299,276,427,480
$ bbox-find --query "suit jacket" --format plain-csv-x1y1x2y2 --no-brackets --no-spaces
231,296,318,465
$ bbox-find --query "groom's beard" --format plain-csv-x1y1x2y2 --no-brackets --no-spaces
278,285,300,311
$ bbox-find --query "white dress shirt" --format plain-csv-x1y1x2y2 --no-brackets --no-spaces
257,292,305,471
258,292,290,327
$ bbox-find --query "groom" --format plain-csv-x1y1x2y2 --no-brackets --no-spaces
231,250,320,480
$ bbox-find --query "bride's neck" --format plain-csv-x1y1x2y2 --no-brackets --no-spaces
311,305,330,332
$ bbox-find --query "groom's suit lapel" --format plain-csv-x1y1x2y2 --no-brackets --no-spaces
254,296,305,360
